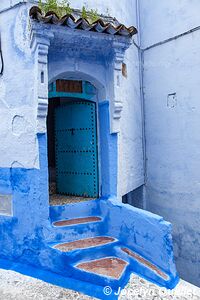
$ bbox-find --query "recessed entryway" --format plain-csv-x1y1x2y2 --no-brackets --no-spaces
47,80,99,205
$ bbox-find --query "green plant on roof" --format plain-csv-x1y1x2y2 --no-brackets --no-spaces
38,0,72,16
43,0,58,14
60,0,72,15
81,6,88,19
38,0,44,12
89,9,99,23
37,0,102,22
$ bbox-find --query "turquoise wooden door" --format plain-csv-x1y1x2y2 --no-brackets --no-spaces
55,100,99,198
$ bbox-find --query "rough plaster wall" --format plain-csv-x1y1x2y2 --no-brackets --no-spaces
140,0,200,286
0,4,39,169
118,45,144,197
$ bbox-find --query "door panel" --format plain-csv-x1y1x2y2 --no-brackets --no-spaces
55,101,99,198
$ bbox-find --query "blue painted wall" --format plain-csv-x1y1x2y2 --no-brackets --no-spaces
0,134,50,262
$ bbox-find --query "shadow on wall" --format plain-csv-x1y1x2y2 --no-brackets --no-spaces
122,185,144,209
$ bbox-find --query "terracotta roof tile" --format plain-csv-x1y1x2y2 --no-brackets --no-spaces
29,6,137,37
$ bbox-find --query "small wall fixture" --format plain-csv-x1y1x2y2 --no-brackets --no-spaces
122,63,127,78
167,93,177,108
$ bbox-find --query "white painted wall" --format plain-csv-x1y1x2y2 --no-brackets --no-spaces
0,4,39,169
140,0,200,48
140,0,200,286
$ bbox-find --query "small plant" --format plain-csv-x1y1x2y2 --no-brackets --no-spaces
37,0,102,22
43,0,58,14
59,0,72,15
38,0,44,12
38,0,72,16
81,5,88,19
89,8,99,23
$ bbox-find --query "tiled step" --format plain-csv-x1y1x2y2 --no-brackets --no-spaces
53,216,102,227
76,257,128,280
54,236,115,252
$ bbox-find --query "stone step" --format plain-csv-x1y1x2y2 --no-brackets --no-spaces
53,216,102,227
76,257,128,280
53,236,116,252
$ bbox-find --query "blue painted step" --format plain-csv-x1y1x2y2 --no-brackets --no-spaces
48,236,120,264
46,216,106,243
44,197,179,299
49,199,101,223
47,237,170,289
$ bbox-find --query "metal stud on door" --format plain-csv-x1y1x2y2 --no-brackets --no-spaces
55,100,99,198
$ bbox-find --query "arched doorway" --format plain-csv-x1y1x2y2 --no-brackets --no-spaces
47,80,99,203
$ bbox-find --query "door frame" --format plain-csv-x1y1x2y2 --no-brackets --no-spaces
48,80,101,198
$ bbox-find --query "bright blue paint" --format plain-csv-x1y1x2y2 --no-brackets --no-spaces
47,198,178,292
0,140,178,298
0,101,178,299
0,181,179,298
55,100,99,197
99,101,118,196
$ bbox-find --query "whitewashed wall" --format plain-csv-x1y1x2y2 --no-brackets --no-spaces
140,0,200,286
0,3,39,169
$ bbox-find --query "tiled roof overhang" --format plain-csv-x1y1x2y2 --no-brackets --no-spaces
29,6,137,38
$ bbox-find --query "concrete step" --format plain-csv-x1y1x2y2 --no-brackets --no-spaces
70,256,130,289
76,257,128,280
53,236,116,252
46,221,105,244
48,236,120,265
53,216,102,227
49,199,100,223
46,217,105,243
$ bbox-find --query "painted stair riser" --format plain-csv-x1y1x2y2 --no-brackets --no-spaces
50,241,120,264
49,200,101,223
46,222,106,243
